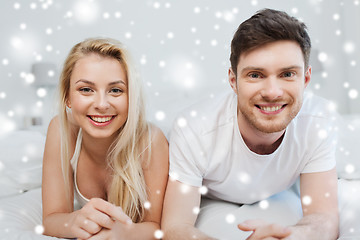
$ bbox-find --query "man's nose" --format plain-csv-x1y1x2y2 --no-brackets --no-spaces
260,77,284,101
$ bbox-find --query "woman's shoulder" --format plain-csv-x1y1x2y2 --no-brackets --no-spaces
46,115,79,148
148,123,168,146
141,123,169,168
46,116,61,141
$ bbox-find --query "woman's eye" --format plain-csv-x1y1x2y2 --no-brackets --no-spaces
110,88,123,94
79,87,92,93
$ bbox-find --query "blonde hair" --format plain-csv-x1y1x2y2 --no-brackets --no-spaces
58,38,150,222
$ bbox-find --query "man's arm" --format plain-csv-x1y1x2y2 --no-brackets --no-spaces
289,167,339,239
161,178,216,240
238,168,339,240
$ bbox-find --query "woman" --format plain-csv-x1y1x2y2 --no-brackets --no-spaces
42,38,169,239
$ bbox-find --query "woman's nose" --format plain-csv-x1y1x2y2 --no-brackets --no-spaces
94,93,110,111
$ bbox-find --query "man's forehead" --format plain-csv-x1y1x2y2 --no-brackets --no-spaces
237,41,305,70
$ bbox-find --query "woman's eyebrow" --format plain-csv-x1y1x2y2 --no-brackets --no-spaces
108,80,126,86
74,79,126,86
75,79,94,85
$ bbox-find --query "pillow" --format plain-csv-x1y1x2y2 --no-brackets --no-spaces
336,114,360,180
0,130,46,198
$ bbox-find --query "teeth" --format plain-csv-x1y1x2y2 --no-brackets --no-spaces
260,106,282,112
90,116,113,123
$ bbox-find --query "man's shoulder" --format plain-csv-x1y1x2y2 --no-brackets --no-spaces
297,92,337,120
174,90,236,136
291,92,339,139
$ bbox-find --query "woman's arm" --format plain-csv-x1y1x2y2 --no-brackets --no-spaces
42,116,78,238
107,125,169,240
42,117,131,239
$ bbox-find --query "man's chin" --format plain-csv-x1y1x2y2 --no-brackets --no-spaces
252,121,288,134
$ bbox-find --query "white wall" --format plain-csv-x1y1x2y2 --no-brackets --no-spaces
0,0,359,135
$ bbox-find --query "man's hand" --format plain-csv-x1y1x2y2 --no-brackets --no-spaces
238,219,292,240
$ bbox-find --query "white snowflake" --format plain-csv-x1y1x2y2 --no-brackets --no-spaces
344,42,355,54
318,52,328,62
225,214,236,224
34,224,44,235
2,59,9,65
199,186,208,195
194,7,201,14
154,230,164,239
302,195,312,205
155,111,165,121
177,117,187,128
14,3,21,10
348,89,358,99
345,164,355,174
193,207,200,214
144,201,151,209
153,2,160,9
159,61,166,68
259,200,269,209
37,88,47,98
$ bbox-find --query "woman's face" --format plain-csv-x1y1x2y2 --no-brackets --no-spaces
67,54,129,140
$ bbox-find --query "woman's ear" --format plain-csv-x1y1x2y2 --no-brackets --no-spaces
66,100,71,109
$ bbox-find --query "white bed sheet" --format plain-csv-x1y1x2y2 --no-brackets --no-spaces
0,188,65,240
196,179,360,240
0,180,359,240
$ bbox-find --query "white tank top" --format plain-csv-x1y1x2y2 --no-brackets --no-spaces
70,128,90,207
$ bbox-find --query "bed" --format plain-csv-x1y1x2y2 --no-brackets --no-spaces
0,115,359,240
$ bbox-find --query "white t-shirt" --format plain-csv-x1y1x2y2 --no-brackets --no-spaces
169,90,337,204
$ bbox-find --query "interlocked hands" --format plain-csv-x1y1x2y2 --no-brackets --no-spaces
68,198,133,240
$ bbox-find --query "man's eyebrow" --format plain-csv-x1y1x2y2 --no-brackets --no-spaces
280,65,303,71
75,79,126,86
240,67,265,74
240,65,303,74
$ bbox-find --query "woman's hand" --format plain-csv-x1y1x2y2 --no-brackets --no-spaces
70,198,132,239
83,222,135,240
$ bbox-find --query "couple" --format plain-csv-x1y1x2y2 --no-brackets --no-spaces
42,9,339,240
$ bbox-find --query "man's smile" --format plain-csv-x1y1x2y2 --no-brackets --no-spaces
255,104,287,114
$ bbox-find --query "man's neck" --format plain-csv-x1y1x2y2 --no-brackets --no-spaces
237,115,286,155
242,131,285,155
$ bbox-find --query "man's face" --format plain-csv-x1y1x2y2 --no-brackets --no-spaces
229,40,311,134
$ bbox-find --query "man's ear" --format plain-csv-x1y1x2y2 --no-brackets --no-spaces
304,66,312,88
228,67,238,93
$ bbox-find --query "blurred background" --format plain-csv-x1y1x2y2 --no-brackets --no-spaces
0,0,359,135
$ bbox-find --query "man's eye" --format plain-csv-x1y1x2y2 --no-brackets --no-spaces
249,73,261,78
282,72,295,78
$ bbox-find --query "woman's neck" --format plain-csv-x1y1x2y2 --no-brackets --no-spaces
81,131,117,166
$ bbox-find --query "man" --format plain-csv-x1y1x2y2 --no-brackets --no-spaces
162,8,339,240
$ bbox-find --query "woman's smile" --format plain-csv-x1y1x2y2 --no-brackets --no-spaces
87,115,117,126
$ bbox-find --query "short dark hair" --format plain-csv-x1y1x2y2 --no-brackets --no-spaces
230,8,311,75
